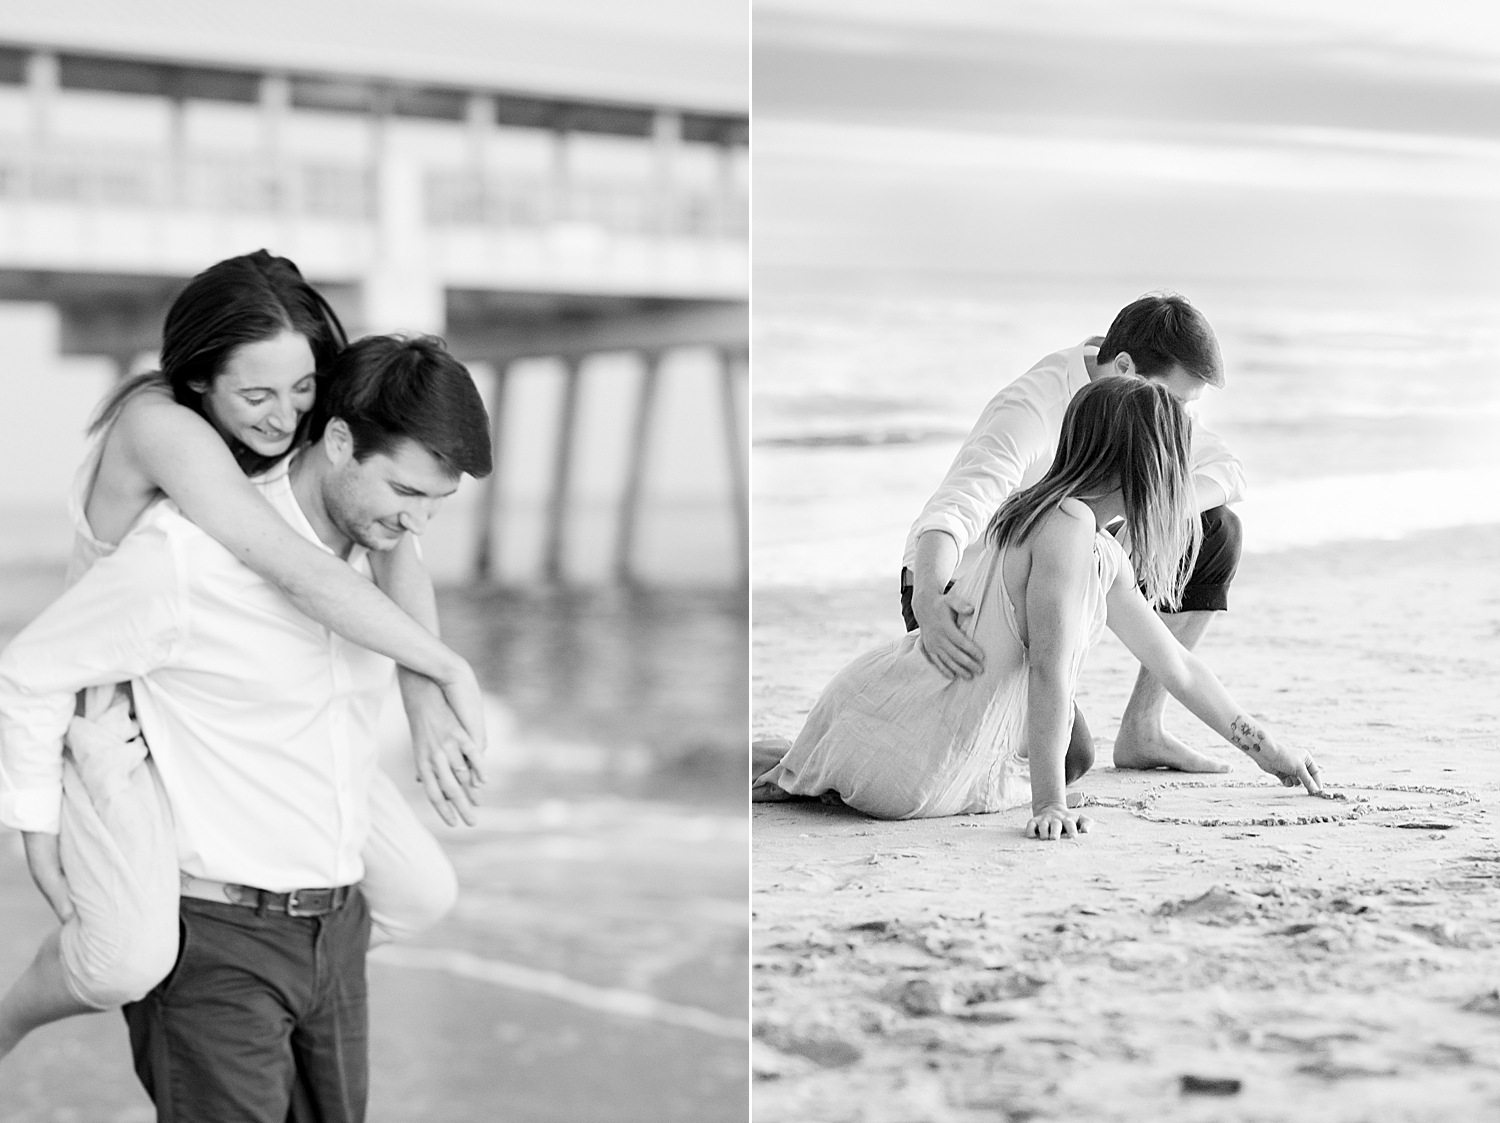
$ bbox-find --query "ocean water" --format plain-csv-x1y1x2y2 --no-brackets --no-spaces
0,570,749,1122
753,275,1500,587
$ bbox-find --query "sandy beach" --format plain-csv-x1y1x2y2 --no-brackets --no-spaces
752,524,1500,1122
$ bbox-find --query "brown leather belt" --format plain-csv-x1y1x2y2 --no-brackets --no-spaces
180,874,354,917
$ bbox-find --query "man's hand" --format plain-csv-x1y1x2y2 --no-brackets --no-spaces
912,586,984,680
22,831,74,923
401,672,486,826
1025,803,1092,841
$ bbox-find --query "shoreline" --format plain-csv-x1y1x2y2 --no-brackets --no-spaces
752,523,1500,1122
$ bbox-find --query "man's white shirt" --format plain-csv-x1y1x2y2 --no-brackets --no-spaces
901,338,1247,572
0,461,395,892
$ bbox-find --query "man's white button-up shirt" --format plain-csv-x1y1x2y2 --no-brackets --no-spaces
0,462,395,892
902,338,1247,571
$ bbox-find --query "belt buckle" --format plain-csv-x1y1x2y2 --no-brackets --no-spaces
286,889,315,918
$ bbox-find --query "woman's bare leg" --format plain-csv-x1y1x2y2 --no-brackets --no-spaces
0,931,95,1061
1065,706,1094,784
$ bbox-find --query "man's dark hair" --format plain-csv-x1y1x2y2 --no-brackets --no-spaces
311,335,492,478
1096,292,1223,388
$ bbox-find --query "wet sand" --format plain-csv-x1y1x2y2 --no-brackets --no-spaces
752,525,1500,1122
0,570,748,1123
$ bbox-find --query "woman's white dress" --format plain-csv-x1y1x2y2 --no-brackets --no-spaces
763,529,1125,820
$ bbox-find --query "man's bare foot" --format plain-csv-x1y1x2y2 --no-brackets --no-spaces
1113,727,1230,773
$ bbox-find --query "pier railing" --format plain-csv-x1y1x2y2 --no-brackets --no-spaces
0,147,747,239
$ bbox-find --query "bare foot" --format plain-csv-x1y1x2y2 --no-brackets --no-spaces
751,736,791,784
752,781,811,803
1113,727,1230,774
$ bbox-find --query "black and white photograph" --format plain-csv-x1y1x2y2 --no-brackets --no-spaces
751,1,1500,1120
0,1,748,1120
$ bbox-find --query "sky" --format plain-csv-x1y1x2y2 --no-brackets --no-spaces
753,0,1500,292
0,0,748,110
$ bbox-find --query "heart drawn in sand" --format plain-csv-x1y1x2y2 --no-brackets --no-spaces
1087,780,1477,829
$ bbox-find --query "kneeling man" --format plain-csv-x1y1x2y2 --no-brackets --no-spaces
902,293,1246,776
0,335,490,1120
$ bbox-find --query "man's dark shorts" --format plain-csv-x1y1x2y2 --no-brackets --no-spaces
124,888,371,1123
899,505,1243,628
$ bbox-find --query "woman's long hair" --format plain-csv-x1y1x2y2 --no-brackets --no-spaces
88,250,347,474
987,376,1200,608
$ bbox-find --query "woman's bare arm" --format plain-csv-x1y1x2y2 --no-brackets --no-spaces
22,832,73,923
111,396,487,747
368,538,485,827
1019,504,1097,840
1104,561,1320,793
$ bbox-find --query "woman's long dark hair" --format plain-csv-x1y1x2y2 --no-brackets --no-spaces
89,250,348,474
987,376,1200,608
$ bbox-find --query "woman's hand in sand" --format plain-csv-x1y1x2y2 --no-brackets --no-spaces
1229,715,1321,794
1025,802,1092,841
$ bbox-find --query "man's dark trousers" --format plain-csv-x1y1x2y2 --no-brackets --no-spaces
123,889,371,1123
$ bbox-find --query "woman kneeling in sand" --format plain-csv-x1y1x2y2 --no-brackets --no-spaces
754,377,1322,840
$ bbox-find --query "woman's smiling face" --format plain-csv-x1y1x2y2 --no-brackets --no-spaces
193,329,317,458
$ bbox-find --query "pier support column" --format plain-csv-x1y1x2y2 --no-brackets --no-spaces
473,356,514,582
26,51,57,145
652,110,682,236
543,356,583,584
719,348,749,587
548,128,572,226
614,350,663,584
365,150,444,334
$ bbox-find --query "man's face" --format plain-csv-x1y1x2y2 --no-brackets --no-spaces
1150,364,1207,404
327,435,461,552
1106,353,1208,403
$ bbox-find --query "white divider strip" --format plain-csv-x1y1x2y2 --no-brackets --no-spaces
371,944,747,1040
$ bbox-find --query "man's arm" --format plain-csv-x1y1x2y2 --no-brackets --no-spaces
1189,418,1246,511
0,521,185,834
909,530,983,679
907,392,1051,678
908,395,1050,562
368,537,483,828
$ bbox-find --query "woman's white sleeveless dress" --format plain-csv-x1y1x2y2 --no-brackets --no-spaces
51,432,181,1006
763,529,1125,820
48,425,456,1007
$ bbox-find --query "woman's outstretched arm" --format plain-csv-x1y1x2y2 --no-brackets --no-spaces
368,538,484,827
113,395,487,751
1019,502,1097,840
1104,562,1321,793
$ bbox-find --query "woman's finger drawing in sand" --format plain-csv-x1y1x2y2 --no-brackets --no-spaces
754,377,1322,838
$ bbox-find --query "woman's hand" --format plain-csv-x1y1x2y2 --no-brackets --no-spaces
432,658,488,765
1025,802,1093,841
22,832,74,923
1230,716,1321,794
401,670,486,826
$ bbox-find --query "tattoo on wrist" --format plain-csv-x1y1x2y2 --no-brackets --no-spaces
1229,715,1267,756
